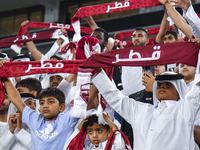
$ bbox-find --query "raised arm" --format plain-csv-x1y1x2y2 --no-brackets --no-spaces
172,0,200,39
26,37,64,61
159,0,193,39
2,77,25,113
83,16,98,31
20,20,42,61
26,41,42,61
93,68,144,124
155,9,169,44
23,20,66,61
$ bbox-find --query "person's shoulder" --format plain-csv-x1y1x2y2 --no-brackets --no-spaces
57,108,75,122
0,121,8,126
23,105,42,120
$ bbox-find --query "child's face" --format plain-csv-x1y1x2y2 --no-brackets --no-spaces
87,123,110,147
156,82,179,101
39,96,64,121
24,98,36,110
49,75,63,88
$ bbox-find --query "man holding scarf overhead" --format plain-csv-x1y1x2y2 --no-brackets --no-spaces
92,68,199,150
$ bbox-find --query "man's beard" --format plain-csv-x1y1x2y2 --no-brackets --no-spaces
133,41,146,47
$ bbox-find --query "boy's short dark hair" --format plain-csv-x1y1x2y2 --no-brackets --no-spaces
93,27,108,42
84,115,110,131
38,87,65,105
135,27,149,38
15,78,42,98
166,30,178,40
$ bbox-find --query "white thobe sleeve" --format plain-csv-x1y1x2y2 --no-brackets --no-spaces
57,79,73,111
183,5,200,39
15,129,31,149
57,79,72,100
41,41,60,61
0,130,15,150
92,70,146,125
183,83,200,123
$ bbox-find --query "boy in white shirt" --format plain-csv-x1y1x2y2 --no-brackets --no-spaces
93,68,199,150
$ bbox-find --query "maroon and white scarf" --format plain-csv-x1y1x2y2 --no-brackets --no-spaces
81,42,199,68
11,21,92,53
0,60,84,108
71,0,162,35
0,30,56,48
69,36,106,120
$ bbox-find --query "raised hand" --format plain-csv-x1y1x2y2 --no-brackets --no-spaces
8,113,23,133
21,20,29,27
103,113,118,131
142,71,155,92
77,115,90,130
170,0,191,11
191,38,200,47
158,0,170,5
9,114,17,134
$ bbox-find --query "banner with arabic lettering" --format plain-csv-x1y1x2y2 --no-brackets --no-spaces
0,30,58,48
72,0,161,23
0,42,199,109
81,42,200,68
0,60,84,109
1,42,199,77
13,21,92,50
71,0,162,34
0,60,85,77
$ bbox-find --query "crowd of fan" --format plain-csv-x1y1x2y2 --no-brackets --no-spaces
1,0,200,149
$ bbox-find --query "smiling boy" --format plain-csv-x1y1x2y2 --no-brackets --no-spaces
2,77,78,150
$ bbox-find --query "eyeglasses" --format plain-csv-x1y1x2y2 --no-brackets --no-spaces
157,82,172,88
